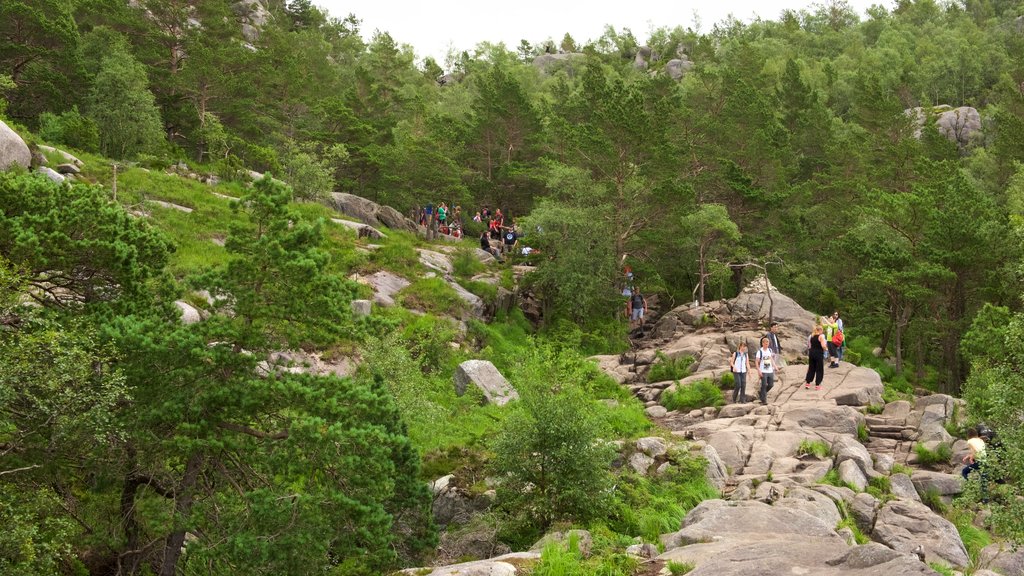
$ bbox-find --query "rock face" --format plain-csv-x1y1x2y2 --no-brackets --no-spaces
234,0,270,42
454,360,518,406
37,166,65,183
0,120,31,170
328,192,418,234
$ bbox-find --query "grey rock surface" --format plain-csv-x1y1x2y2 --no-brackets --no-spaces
872,499,969,568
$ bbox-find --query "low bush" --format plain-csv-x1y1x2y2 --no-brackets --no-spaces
452,247,485,278
720,371,734,388
648,352,693,383
920,487,947,513
660,379,724,412
914,442,953,467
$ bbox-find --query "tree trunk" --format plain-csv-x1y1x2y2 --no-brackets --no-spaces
159,452,204,576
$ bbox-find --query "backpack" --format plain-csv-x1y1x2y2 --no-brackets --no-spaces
831,329,845,347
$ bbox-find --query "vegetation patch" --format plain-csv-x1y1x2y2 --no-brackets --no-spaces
398,277,467,316
914,443,953,467
660,379,724,412
797,439,831,459
648,352,693,383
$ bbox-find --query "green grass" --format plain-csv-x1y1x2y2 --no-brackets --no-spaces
797,439,831,459
949,508,991,565
821,469,859,492
914,443,953,467
866,475,892,500
608,460,718,543
920,487,947,513
397,277,467,316
647,352,693,383
891,463,914,476
660,379,724,412
452,246,486,278
857,423,870,443
928,562,955,576
835,500,870,544
866,404,884,414
666,560,695,575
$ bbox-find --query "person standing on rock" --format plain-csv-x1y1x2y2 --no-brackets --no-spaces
731,341,750,403
833,311,845,364
755,337,775,404
823,314,840,368
805,325,828,390
764,322,784,368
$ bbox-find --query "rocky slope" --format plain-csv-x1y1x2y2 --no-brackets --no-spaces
408,279,1023,575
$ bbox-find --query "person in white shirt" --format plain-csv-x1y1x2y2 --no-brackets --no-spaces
731,341,750,403
756,337,775,404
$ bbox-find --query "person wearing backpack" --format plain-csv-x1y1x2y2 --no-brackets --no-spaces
731,341,750,403
755,337,776,405
628,290,648,330
805,325,828,390
823,314,840,368
833,311,845,364
764,322,785,368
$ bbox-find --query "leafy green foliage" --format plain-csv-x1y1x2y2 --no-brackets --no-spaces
647,352,694,383
87,49,164,159
37,106,98,152
920,487,948,513
607,457,718,543
660,379,725,412
398,277,466,317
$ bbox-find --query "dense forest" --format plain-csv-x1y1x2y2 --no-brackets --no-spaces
3,0,1024,573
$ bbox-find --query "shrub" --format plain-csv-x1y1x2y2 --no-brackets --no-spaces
843,350,862,365
797,439,830,459
720,371,734,387
866,404,884,414
37,107,99,152
490,387,615,532
452,247,485,278
647,352,693,383
660,379,724,412
607,457,718,542
914,443,952,467
857,423,870,443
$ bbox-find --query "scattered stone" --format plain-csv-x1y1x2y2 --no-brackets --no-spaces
628,452,655,475
911,470,963,498
36,166,65,183
635,436,668,458
453,360,518,406
625,543,659,559
56,163,80,175
148,200,194,213
332,218,386,239
175,300,202,324
350,299,371,317
645,405,668,418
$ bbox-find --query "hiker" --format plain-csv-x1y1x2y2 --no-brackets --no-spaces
480,230,503,262
764,322,785,368
731,341,750,403
489,217,501,240
833,311,845,363
962,426,990,501
824,314,840,368
502,225,518,255
425,202,434,225
755,337,776,404
804,325,828,391
437,202,448,226
627,290,648,330
472,211,482,222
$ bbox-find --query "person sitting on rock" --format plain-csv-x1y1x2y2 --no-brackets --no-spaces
480,229,503,262
755,337,776,404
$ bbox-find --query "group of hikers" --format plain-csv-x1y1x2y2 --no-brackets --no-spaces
414,203,531,261
728,312,846,405
414,202,467,238
620,268,649,332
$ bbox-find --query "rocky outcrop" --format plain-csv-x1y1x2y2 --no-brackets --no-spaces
531,52,586,74
399,552,540,576
665,56,694,80
328,192,419,234
454,360,518,406
350,271,410,306
234,0,270,43
0,120,31,170
905,105,982,148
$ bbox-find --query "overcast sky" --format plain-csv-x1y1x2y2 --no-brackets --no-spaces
315,0,889,65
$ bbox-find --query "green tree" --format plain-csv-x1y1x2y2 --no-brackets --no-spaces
87,49,165,158
490,352,614,531
679,204,741,304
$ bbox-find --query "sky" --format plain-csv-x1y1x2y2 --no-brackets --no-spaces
315,0,889,65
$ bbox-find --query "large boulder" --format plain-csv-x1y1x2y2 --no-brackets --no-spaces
664,57,694,80
328,192,418,233
454,360,518,406
399,552,540,576
531,52,586,74
0,120,31,170
910,471,963,498
905,105,982,148
871,499,969,568
350,271,410,307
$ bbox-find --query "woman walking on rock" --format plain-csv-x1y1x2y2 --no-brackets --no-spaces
805,325,828,391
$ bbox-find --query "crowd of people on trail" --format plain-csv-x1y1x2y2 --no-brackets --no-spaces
727,312,847,405
413,202,539,263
